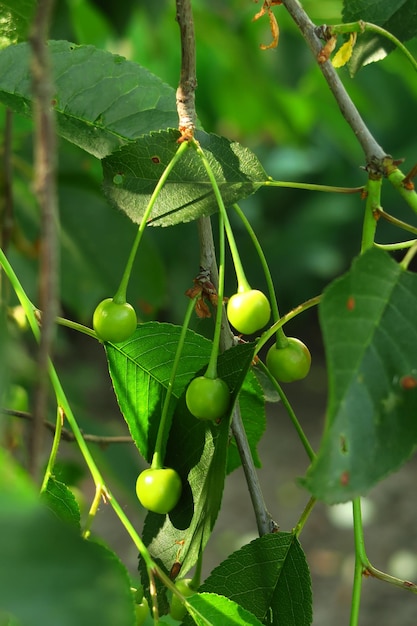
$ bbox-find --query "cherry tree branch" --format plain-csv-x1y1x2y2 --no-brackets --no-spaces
29,0,59,480
175,0,197,138
175,0,276,536
281,0,386,164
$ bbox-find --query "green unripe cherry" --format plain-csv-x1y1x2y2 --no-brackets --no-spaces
93,297,137,343
266,337,311,383
169,578,196,621
186,376,230,421
134,597,149,626
136,467,182,514
227,289,271,335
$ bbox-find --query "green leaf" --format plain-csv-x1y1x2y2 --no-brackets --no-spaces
194,533,312,626
0,0,35,48
187,593,264,626
343,0,417,74
0,40,178,157
41,477,81,529
0,452,135,626
105,322,213,463
102,130,267,227
304,248,417,503
138,341,259,586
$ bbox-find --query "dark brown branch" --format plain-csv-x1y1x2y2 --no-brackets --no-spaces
175,0,197,139
281,0,386,164
29,0,59,481
3,408,133,445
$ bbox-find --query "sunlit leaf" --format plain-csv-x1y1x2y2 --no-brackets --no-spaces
102,129,267,226
194,533,312,626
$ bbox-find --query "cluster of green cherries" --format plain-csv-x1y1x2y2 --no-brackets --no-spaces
91,140,311,622
92,284,311,521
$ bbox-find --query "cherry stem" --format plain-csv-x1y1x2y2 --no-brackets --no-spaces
257,359,315,461
400,242,417,269
191,140,237,379
264,179,364,194
361,177,381,253
255,294,321,354
190,550,203,589
40,406,64,492
205,209,225,380
113,139,190,305
191,140,250,292
55,314,98,339
374,208,417,237
151,293,199,470
232,203,287,348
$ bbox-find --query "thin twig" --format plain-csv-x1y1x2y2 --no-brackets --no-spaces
281,0,386,164
2,408,134,445
176,1,276,536
29,0,59,481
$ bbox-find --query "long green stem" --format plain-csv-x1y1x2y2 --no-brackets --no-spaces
361,177,381,252
151,294,198,470
350,498,367,626
191,140,250,292
255,295,322,353
257,359,315,462
40,406,63,492
232,204,287,348
375,239,417,251
375,208,417,236
113,140,190,304
400,242,417,269
264,179,364,194
293,496,317,537
205,210,225,380
56,315,98,339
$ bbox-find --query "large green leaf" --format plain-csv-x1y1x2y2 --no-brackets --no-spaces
120,336,259,594
0,0,35,48
343,0,417,74
187,593,264,626
105,322,212,463
0,450,135,626
192,533,312,626
304,248,417,503
101,129,267,226
0,40,178,158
